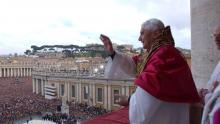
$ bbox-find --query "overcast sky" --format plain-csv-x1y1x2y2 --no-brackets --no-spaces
0,0,190,55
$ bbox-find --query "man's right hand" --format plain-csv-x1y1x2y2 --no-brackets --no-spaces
100,34,114,55
114,94,129,106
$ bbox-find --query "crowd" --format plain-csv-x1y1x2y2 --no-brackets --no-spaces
0,77,108,123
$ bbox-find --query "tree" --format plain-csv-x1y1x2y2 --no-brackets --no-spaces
24,49,31,55
62,50,72,57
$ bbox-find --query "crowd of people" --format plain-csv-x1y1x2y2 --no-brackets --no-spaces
0,77,108,123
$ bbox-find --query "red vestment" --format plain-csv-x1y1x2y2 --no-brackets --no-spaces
133,45,200,103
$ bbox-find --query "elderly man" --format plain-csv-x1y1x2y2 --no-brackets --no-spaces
100,18,200,124
200,25,220,124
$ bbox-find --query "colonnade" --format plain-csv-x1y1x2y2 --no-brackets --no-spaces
0,67,32,77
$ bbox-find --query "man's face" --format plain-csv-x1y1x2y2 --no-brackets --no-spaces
138,27,153,51
213,26,220,49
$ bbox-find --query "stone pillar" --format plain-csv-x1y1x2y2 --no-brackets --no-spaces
36,79,39,94
8,68,10,77
76,82,79,102
67,82,70,101
28,68,31,76
9,68,12,77
14,68,16,77
78,82,82,103
20,68,22,77
92,84,96,106
22,68,25,77
3,68,6,77
41,79,44,96
28,68,30,76
7,68,10,77
4,68,6,77
24,68,27,77
56,82,60,98
121,86,125,95
11,68,13,77
65,82,68,101
104,85,108,109
0,68,2,77
107,84,112,110
30,68,32,76
27,68,29,76
191,0,220,88
125,86,130,97
18,68,20,77
22,68,24,76
27,68,30,76
89,83,93,106
13,68,15,77
32,78,35,93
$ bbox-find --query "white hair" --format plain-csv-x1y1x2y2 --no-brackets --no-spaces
142,18,165,32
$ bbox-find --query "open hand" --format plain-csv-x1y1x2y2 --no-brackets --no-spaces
100,34,114,55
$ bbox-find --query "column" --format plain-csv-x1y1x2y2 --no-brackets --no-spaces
76,82,79,102
56,82,60,98
41,79,44,96
28,68,30,76
24,68,27,77
22,68,24,77
92,84,96,106
191,0,220,88
7,68,10,77
3,68,6,77
13,68,15,77
0,68,2,77
89,83,93,106
9,68,13,77
32,78,35,93
107,84,112,110
125,86,130,97
11,68,14,77
104,84,108,109
36,79,39,94
30,68,32,76
121,86,125,95
27,68,29,76
14,68,16,77
18,68,20,77
65,82,68,101
13,68,17,77
8,68,10,77
78,81,82,103
67,82,70,101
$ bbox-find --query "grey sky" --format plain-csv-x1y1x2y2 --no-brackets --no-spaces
0,0,190,55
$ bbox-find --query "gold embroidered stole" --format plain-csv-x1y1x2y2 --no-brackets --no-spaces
136,26,175,75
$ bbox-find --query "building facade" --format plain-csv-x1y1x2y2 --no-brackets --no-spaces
32,70,135,110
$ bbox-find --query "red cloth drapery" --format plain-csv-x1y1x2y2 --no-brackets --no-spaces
134,45,200,103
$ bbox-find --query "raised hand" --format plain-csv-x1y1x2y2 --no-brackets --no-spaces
100,34,114,55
